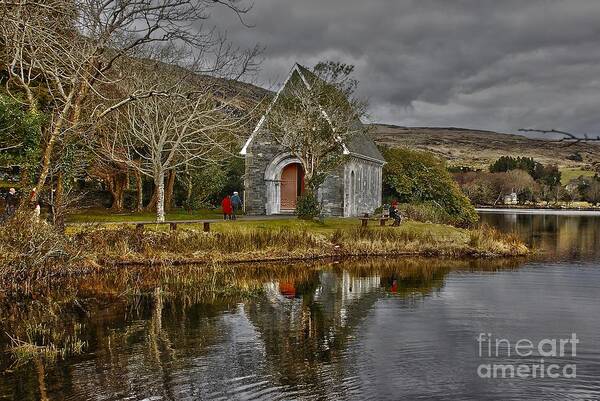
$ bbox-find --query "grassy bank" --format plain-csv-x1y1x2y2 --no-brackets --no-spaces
87,221,527,265
0,215,528,289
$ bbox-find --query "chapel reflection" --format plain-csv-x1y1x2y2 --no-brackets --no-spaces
0,258,524,400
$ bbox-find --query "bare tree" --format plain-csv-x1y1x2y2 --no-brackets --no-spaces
0,0,261,202
265,62,368,195
101,81,242,222
90,160,129,211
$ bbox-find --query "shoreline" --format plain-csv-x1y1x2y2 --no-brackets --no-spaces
1,221,529,290
100,247,521,268
476,207,600,216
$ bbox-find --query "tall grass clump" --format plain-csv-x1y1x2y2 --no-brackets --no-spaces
8,323,87,365
73,225,324,259
331,226,443,255
469,224,528,256
0,212,80,278
71,222,527,263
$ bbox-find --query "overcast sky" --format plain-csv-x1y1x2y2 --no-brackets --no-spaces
211,0,600,136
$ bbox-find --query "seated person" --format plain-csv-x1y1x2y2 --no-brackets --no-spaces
389,203,402,226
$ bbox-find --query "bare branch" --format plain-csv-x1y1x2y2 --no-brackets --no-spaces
1,0,261,200
519,128,600,147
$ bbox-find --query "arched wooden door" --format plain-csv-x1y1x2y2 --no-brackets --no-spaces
280,163,304,211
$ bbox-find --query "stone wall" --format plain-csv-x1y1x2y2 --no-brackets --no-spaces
343,157,383,216
318,166,344,216
244,129,282,215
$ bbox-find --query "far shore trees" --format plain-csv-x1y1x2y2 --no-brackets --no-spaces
455,155,564,206
0,0,260,216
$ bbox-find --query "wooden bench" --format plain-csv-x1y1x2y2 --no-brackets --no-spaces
135,220,211,232
359,217,393,227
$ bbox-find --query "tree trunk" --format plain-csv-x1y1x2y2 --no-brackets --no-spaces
16,167,31,212
155,171,165,223
146,186,157,211
164,170,176,212
34,126,59,200
54,170,65,232
34,93,74,200
92,163,129,212
19,166,30,188
185,171,193,212
134,170,144,212
107,172,128,212
111,187,124,211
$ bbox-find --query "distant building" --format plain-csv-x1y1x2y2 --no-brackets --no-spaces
240,63,385,216
503,192,518,205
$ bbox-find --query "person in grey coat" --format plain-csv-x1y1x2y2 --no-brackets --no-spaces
231,191,243,220
3,188,18,221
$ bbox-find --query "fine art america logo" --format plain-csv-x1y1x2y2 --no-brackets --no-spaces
477,333,578,379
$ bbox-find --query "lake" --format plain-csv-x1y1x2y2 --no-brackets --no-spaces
1,212,599,400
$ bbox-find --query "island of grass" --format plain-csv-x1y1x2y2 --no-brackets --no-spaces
100,219,526,264
0,212,528,287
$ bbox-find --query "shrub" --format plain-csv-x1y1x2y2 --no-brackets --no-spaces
295,192,321,220
381,147,478,227
398,202,457,226
469,224,527,256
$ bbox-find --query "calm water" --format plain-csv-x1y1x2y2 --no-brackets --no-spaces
1,212,600,400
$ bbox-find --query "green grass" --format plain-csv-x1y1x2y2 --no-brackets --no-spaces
66,208,221,223
0,181,20,189
64,209,466,243
560,167,596,184
212,217,465,238
66,212,467,245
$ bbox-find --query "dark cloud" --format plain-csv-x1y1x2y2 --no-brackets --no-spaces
210,0,600,135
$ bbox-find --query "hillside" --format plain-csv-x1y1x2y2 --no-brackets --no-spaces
370,124,600,174
164,73,600,180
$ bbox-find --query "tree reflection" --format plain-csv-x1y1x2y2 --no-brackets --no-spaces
480,213,600,260
0,258,523,400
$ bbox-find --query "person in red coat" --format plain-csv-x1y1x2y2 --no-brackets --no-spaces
221,195,233,220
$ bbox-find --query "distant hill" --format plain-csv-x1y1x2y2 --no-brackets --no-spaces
195,77,600,177
369,124,600,173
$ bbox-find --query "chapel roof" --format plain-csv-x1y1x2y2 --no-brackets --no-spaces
241,63,385,164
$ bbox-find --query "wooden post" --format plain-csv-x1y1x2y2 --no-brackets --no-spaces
203,222,210,232
361,219,368,227
169,222,177,231
380,218,386,226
